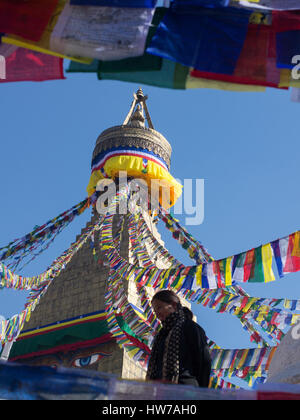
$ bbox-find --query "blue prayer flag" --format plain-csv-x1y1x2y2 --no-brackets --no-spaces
276,30,300,69
147,5,252,75
271,240,284,278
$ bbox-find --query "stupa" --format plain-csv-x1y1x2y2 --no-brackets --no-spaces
7,89,189,380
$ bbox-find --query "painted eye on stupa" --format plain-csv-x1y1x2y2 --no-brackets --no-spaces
72,354,102,368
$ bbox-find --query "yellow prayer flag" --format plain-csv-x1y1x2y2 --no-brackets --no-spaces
196,265,203,287
225,257,233,287
237,349,249,370
261,243,275,283
256,310,265,324
243,297,257,313
176,274,187,289
254,367,263,378
25,306,32,323
279,69,300,88
292,231,300,257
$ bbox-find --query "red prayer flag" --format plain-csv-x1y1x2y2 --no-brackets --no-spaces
283,233,300,274
244,249,255,283
191,24,286,89
0,0,59,42
0,47,64,83
272,10,300,33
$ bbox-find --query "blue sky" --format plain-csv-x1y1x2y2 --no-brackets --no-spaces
0,58,299,355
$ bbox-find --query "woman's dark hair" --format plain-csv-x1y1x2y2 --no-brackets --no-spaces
152,290,194,320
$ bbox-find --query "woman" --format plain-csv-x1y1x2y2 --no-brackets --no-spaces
146,290,211,387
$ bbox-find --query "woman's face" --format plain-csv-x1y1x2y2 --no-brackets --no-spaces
152,299,177,322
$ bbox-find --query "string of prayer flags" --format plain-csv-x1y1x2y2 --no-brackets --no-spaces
231,244,275,284
135,212,182,267
209,375,240,390
70,56,267,92
210,346,277,372
103,195,300,289
147,4,252,75
49,2,155,61
159,209,213,264
104,270,150,369
0,217,102,344
0,0,59,42
0,216,104,294
68,7,274,92
0,46,64,83
0,197,89,268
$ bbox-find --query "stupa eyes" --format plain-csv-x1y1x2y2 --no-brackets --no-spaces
72,354,102,368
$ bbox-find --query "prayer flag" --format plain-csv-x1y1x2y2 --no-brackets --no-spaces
98,56,189,89
244,249,255,282
201,264,209,289
0,47,64,83
191,23,283,88
2,0,92,64
261,243,275,283
147,5,252,75
272,11,300,69
276,31,300,69
273,10,300,33
50,2,154,61
283,232,300,274
232,252,247,282
97,7,166,73
0,0,59,42
248,247,265,283
67,60,99,73
271,236,289,277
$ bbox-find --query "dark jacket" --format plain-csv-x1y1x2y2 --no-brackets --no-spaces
153,319,212,387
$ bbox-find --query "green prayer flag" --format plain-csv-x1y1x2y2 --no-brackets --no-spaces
249,247,264,283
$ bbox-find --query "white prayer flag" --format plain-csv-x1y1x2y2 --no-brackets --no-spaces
50,4,154,61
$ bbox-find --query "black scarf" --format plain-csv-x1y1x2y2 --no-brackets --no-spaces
146,307,186,383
